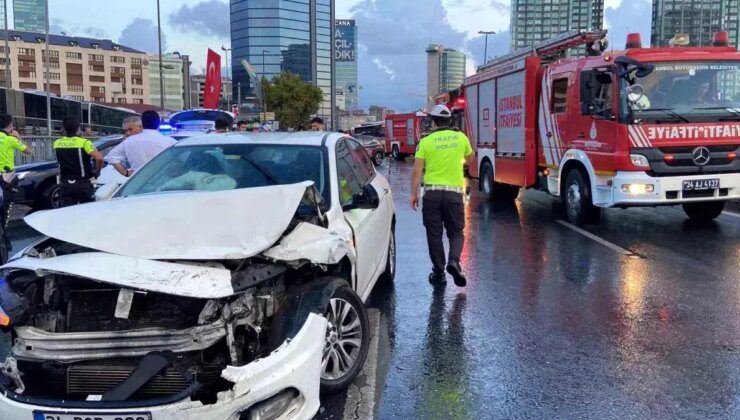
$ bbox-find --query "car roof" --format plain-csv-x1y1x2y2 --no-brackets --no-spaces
175,131,346,147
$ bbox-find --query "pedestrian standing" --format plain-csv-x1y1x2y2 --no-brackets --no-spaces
106,111,176,177
236,121,248,132
214,116,230,133
310,117,325,131
53,116,104,207
410,105,474,287
0,114,32,226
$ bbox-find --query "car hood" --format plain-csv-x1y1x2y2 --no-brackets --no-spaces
24,181,314,261
15,160,58,172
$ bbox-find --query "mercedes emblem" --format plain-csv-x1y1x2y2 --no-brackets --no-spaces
691,147,711,166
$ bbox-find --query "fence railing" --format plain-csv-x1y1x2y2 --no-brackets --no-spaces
14,137,101,166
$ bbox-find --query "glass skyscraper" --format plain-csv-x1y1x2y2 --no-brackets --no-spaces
426,44,466,107
510,0,604,51
335,19,358,111
230,0,334,126
652,0,738,47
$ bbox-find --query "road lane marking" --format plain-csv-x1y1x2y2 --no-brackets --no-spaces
721,211,740,220
342,308,380,420
556,220,634,256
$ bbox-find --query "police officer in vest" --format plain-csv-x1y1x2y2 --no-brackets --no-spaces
53,116,104,207
410,105,474,287
0,114,33,225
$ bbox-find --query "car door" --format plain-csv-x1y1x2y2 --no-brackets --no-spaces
337,139,391,297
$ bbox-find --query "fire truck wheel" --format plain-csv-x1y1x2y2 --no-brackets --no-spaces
480,160,519,201
682,201,725,221
563,169,599,225
392,145,403,161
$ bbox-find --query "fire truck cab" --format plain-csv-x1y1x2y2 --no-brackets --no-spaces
464,30,740,224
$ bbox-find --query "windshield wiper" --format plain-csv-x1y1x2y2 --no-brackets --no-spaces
240,156,280,185
636,108,690,123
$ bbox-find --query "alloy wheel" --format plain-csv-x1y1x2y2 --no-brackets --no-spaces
50,187,62,209
567,182,582,220
322,298,363,381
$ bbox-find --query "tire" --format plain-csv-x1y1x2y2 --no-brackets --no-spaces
480,160,520,201
320,285,370,395
0,222,8,264
682,201,725,221
40,182,61,210
373,151,384,166
381,227,396,282
562,169,600,225
391,145,402,161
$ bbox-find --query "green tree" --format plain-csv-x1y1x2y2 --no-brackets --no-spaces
262,73,323,130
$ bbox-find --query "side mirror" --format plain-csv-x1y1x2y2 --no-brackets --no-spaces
95,183,119,201
342,184,379,211
627,84,645,103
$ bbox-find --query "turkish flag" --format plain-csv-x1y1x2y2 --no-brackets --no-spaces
204,49,222,109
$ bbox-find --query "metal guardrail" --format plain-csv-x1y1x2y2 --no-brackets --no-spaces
14,137,101,166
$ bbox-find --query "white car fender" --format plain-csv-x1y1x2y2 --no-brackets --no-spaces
555,148,599,198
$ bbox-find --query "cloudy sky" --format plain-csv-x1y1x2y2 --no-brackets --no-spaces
14,0,652,111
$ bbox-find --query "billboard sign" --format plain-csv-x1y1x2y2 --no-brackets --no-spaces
335,19,356,62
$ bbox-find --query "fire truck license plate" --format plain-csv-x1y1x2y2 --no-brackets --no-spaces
683,179,720,191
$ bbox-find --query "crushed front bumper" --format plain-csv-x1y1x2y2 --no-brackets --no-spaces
0,313,326,420
600,171,740,207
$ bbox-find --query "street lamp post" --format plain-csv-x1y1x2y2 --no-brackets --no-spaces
3,0,10,89
261,49,268,122
478,30,496,64
221,45,231,110
44,0,51,134
156,0,165,110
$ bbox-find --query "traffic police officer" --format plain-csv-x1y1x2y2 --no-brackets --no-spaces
410,105,474,287
53,116,104,207
0,113,32,225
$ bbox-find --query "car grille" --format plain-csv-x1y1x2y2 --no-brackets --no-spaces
635,144,740,176
67,289,205,332
45,359,222,398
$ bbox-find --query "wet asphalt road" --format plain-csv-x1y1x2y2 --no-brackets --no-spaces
322,160,740,419
5,161,740,419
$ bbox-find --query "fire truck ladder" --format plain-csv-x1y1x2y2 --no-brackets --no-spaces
477,29,608,73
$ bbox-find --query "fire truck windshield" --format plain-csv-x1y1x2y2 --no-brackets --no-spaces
621,60,740,123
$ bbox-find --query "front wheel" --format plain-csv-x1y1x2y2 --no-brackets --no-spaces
373,151,384,166
563,169,600,225
682,201,725,221
320,285,370,395
381,228,396,282
391,145,403,161
40,183,61,209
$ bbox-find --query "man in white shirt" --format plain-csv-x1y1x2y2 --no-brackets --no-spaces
106,111,176,177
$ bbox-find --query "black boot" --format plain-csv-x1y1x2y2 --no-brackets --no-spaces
428,272,446,286
446,262,467,287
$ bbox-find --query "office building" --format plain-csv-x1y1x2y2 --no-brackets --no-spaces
147,52,192,111
652,0,739,47
230,0,335,128
426,44,466,107
335,19,358,111
13,0,46,33
337,109,376,131
0,30,149,104
368,105,394,121
189,74,232,109
510,0,604,51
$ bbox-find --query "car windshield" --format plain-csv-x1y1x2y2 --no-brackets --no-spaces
625,60,740,122
117,144,328,202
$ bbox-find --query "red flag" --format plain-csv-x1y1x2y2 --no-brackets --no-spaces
204,49,222,109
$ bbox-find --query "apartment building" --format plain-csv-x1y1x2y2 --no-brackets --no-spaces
0,30,150,104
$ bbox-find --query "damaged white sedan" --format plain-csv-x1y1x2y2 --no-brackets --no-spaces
0,132,396,420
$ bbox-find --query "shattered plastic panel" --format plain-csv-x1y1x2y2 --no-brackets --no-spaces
2,253,235,298
24,182,313,260
263,222,351,265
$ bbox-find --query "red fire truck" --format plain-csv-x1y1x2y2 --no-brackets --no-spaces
461,30,740,224
384,112,428,160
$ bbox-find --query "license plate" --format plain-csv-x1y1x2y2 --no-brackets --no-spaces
682,178,719,191
33,411,151,420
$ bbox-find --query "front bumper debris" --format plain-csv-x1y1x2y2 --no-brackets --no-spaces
0,313,327,420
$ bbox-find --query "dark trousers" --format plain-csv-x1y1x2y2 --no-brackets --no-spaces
58,178,94,208
422,190,465,274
